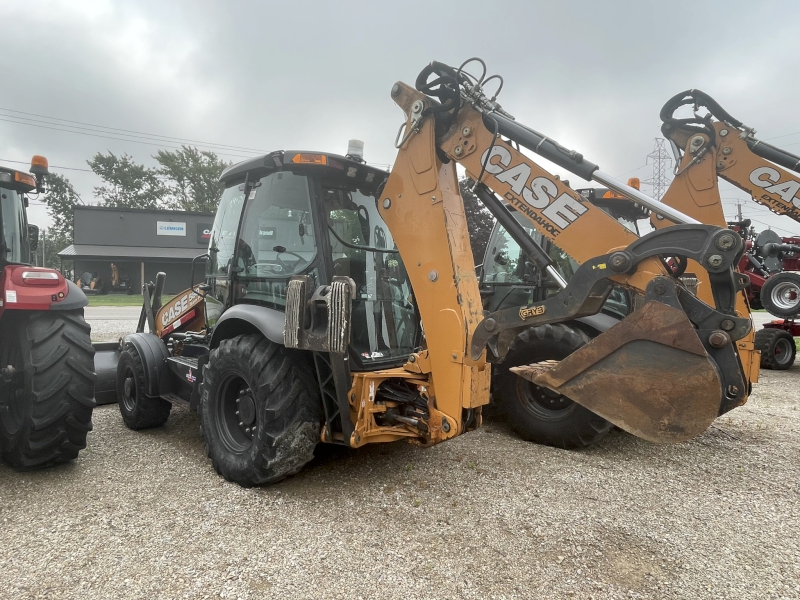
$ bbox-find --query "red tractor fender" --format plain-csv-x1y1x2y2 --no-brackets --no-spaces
0,265,87,316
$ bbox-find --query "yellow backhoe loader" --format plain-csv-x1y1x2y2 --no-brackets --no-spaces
96,60,755,486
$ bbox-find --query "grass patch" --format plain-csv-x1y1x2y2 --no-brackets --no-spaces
86,294,175,307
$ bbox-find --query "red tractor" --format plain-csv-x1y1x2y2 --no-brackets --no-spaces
730,223,800,370
0,157,95,469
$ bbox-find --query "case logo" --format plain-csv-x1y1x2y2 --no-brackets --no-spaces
481,146,587,235
749,167,800,207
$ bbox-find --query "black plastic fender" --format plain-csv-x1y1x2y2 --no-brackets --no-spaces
121,332,173,397
209,304,285,349
94,341,121,405
51,280,89,311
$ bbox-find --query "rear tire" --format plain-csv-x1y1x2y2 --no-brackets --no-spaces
0,310,96,470
495,323,612,449
761,272,800,317
116,346,171,429
755,328,796,370
201,334,322,486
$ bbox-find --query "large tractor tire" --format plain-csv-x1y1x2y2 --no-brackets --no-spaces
494,323,612,449
200,334,323,487
0,310,95,470
761,272,800,318
116,346,171,429
755,328,796,370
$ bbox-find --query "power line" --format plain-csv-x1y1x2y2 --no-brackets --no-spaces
0,157,93,172
0,107,268,154
0,116,260,159
764,130,800,142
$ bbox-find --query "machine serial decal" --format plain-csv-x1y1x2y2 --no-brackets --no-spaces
481,146,587,234
519,304,546,319
749,167,800,208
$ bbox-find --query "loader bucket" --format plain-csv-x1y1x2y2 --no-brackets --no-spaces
511,301,722,443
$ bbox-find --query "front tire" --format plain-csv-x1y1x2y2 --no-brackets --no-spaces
0,310,96,470
755,328,796,370
116,346,171,429
201,334,322,487
495,323,612,449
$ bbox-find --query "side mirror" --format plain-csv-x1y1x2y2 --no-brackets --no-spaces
28,224,39,252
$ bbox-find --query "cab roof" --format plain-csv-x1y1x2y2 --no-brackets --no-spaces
219,150,389,195
0,165,36,193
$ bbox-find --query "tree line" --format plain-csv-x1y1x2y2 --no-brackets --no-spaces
39,146,230,269
38,148,495,269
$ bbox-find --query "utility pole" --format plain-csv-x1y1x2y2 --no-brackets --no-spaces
737,200,743,222
643,138,672,202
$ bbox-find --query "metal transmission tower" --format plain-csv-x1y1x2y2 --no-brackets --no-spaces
643,138,672,202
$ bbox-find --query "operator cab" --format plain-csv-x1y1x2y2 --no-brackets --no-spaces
206,151,419,370
481,184,649,319
0,157,46,266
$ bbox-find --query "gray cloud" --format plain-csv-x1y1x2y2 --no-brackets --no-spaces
2,0,798,235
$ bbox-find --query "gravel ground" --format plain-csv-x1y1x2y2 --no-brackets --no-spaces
1,314,797,599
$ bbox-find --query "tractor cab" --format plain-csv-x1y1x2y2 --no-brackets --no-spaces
0,157,47,267
206,151,419,369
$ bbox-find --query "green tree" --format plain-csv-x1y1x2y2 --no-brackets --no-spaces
155,146,229,214
36,229,70,271
43,172,81,243
459,178,496,264
88,152,166,209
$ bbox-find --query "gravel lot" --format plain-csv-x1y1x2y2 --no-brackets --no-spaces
1,312,798,599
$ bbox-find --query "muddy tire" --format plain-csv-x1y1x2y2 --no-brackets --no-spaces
495,323,612,449
761,272,800,318
755,328,796,370
117,346,171,429
201,334,322,487
0,310,96,470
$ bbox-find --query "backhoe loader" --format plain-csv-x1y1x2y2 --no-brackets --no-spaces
651,89,800,370
99,60,754,486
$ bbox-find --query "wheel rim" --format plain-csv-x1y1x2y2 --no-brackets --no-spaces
773,337,794,366
516,378,574,420
770,280,800,312
215,373,256,454
121,366,137,412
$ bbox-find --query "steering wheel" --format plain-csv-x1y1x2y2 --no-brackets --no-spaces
274,248,308,272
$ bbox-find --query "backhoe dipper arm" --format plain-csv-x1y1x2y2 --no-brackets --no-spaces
661,89,800,224
380,62,752,444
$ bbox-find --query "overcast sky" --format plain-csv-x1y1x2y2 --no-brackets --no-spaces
2,0,799,237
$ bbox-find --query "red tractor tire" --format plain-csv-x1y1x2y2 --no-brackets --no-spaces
755,328,796,370
0,310,96,470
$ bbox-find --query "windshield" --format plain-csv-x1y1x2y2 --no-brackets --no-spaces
323,184,417,363
207,184,246,277
484,212,576,285
0,186,30,264
483,210,632,318
239,171,316,277
595,205,639,234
